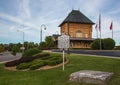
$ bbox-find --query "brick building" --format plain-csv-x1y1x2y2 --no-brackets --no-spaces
53,10,94,48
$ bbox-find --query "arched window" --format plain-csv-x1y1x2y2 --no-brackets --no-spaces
76,30,82,37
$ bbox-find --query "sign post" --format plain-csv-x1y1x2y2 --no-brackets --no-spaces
58,33,70,70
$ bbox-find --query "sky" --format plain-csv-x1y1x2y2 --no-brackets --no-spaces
0,0,120,45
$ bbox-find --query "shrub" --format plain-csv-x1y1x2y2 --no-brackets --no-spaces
5,60,20,67
22,48,41,57
46,61,57,66
103,38,115,50
11,51,16,56
91,39,102,50
5,53,50,67
30,62,45,70
16,63,30,70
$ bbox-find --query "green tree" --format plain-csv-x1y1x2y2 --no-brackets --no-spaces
39,42,46,50
0,44,5,52
103,38,115,50
45,36,54,49
11,45,19,55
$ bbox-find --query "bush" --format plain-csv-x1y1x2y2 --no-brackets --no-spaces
91,38,115,50
22,48,41,57
103,38,115,50
5,53,50,67
11,51,16,56
46,61,58,66
5,60,20,67
30,61,45,70
91,39,102,50
16,63,30,70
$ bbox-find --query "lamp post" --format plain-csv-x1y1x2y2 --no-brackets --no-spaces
17,29,25,54
40,24,46,43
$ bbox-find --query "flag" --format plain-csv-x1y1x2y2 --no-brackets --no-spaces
99,14,101,31
110,21,113,30
95,24,98,29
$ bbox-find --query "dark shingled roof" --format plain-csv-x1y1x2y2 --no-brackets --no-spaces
59,10,94,27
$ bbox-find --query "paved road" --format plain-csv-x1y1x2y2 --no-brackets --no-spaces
53,50,120,57
0,51,22,63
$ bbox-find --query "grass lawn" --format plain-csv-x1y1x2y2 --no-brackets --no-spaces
0,54,120,85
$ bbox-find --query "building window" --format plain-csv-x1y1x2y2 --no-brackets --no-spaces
76,30,82,37
70,32,73,37
85,33,88,38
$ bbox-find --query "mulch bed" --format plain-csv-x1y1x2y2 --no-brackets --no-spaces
4,58,69,71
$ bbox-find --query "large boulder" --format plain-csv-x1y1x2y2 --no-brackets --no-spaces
69,70,113,85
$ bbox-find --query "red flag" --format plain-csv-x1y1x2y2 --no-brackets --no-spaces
99,14,101,31
110,21,113,30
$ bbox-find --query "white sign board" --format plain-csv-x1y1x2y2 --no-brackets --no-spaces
58,33,70,50
58,33,70,70
20,47,25,50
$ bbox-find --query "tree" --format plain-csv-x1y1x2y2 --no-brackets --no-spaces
103,38,115,50
11,45,19,55
39,42,46,50
0,44,5,52
45,36,54,49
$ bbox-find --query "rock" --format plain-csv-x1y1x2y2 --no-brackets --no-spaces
69,70,113,85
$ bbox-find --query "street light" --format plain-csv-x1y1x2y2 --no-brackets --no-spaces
17,29,25,54
40,24,46,43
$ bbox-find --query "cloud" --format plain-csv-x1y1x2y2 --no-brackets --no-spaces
18,0,31,18
0,12,38,29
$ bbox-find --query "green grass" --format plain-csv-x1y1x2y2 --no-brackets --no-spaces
0,54,120,85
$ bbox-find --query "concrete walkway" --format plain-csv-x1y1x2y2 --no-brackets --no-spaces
0,51,22,63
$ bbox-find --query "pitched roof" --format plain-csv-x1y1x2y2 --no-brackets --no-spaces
59,10,94,27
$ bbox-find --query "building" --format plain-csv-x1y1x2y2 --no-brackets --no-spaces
53,10,94,49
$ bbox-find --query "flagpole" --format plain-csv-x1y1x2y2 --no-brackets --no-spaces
112,21,113,39
99,14,102,50
100,29,102,50
97,28,98,38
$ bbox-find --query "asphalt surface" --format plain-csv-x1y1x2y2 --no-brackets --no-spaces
53,50,120,57
0,51,22,63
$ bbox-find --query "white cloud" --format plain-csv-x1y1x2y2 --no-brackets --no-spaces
0,12,38,29
18,0,31,18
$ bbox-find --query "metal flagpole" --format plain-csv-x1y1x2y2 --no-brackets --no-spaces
112,21,113,39
99,14,102,50
97,28,98,38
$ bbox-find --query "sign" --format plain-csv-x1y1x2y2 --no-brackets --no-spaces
20,47,25,50
58,33,70,70
58,33,70,50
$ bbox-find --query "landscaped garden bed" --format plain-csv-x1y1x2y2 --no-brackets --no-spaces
5,48,68,70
